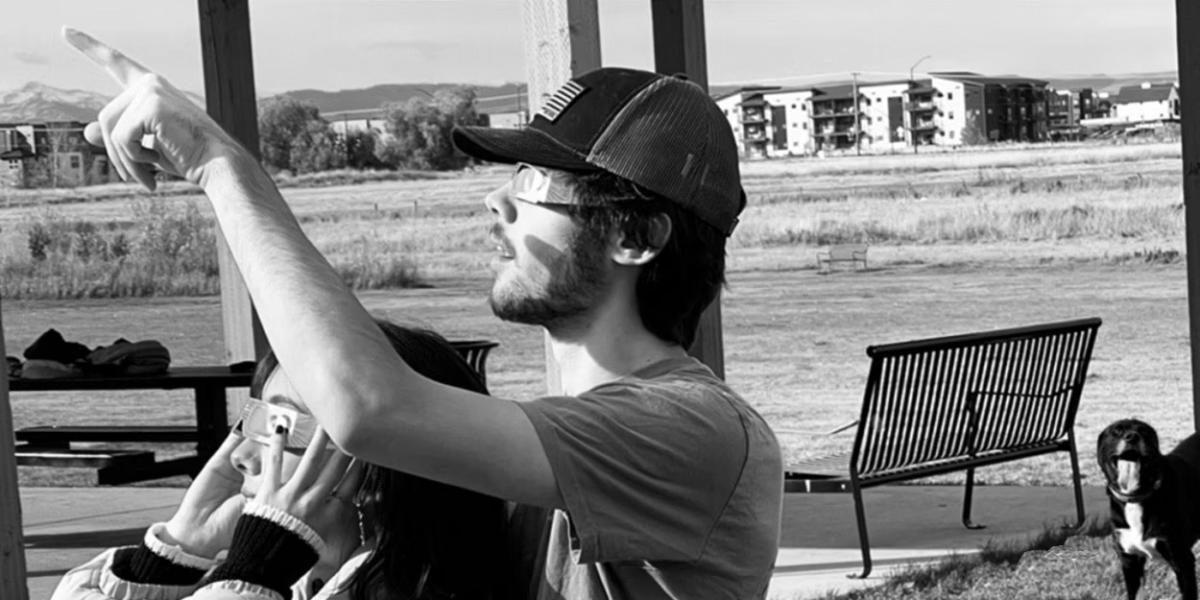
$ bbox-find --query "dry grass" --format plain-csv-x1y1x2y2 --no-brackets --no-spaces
2,141,1194,489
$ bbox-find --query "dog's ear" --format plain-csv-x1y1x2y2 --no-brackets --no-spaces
1097,427,1115,470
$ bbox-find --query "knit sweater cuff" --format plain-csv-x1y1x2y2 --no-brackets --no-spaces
110,546,207,586
108,522,220,585
202,502,321,598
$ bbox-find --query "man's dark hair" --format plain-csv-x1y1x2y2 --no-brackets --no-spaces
567,170,728,348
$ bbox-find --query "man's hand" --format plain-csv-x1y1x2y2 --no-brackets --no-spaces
63,27,244,190
162,432,247,559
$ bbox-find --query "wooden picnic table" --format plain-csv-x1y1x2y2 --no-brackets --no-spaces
10,366,251,485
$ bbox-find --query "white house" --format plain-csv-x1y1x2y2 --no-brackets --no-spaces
1110,82,1180,123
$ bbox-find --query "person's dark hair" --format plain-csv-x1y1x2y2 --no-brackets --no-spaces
566,170,728,348
249,321,503,600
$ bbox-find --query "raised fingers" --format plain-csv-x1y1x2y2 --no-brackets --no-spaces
286,428,336,491
330,459,365,504
260,424,288,494
314,451,355,498
63,27,152,90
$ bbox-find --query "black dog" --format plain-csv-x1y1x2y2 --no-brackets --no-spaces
1098,419,1200,600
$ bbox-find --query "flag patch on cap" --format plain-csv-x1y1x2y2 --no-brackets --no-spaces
538,80,586,122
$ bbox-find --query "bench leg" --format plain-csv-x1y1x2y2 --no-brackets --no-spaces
1068,440,1086,529
961,467,985,530
848,484,873,579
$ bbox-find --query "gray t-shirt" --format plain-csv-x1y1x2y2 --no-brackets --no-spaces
516,357,783,599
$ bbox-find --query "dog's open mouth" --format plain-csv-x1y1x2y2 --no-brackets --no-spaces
1115,458,1142,494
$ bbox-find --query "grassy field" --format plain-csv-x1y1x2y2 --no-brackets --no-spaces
1,140,1194,493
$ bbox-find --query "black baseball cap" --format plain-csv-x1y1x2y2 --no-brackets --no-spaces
452,67,745,236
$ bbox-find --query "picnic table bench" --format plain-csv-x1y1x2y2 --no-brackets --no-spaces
783,317,1101,578
10,339,499,485
817,244,868,273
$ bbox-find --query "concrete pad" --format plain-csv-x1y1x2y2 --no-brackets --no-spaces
17,484,1111,600
767,484,1110,599
22,487,183,600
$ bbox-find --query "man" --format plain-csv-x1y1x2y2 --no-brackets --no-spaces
66,27,782,599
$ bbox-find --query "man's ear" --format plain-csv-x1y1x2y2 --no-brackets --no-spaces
611,213,672,266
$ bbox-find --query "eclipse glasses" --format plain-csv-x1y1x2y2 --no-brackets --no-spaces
233,397,319,451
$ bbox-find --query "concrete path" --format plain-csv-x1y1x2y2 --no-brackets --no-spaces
16,484,1111,600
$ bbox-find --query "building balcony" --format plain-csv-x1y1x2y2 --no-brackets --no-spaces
905,102,936,112
910,122,937,132
815,129,856,138
744,131,768,142
740,113,766,124
812,110,861,120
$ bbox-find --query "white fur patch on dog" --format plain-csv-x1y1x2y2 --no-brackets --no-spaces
1117,503,1162,560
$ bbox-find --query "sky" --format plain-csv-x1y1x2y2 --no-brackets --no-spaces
1,0,1181,97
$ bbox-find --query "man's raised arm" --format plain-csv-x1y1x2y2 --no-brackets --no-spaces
62,28,560,508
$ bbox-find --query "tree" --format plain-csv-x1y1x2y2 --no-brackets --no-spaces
344,129,382,169
289,120,345,174
258,97,325,172
378,87,480,170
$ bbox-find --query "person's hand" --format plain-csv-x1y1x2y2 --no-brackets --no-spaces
62,27,244,190
162,432,247,559
258,426,366,568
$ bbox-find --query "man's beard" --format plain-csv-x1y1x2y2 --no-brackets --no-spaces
489,228,609,331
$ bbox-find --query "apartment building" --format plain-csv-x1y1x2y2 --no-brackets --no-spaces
761,88,815,156
713,86,784,158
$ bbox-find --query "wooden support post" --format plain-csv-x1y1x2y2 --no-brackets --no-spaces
198,0,268,373
651,0,727,379
521,0,601,394
520,0,601,109
0,306,29,600
1176,0,1200,431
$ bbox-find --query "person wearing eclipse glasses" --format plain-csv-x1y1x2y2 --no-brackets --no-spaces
64,25,781,600
53,320,508,600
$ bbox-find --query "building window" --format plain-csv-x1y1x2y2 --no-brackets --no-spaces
70,155,81,169
948,111,954,119
948,92,954,100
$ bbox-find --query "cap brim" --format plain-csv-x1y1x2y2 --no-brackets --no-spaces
452,126,600,172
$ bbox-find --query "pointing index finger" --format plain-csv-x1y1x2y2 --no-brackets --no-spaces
62,27,152,89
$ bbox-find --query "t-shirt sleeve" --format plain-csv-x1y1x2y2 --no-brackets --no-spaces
517,378,748,564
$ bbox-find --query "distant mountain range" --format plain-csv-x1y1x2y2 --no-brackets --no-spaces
0,81,206,123
0,71,1179,123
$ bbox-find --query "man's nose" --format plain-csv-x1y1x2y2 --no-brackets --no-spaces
484,183,517,224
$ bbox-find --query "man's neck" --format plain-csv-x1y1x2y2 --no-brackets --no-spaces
546,309,687,396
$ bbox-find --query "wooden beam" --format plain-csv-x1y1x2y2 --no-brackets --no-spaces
651,0,726,379
198,0,268,371
0,306,30,600
521,0,601,394
1176,0,1200,431
521,0,601,109
651,0,708,90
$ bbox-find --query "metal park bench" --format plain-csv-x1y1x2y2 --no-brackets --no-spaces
817,244,869,273
783,317,1101,578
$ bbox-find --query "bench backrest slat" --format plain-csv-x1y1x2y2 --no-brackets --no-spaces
850,318,1100,477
